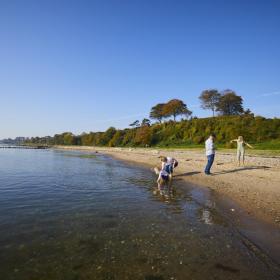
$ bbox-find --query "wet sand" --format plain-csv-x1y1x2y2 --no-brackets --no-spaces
54,146,280,228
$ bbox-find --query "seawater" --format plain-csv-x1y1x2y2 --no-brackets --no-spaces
0,149,278,280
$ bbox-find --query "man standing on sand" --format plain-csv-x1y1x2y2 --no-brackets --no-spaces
205,134,215,175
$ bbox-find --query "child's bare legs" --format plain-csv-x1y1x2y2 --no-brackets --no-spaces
237,151,241,166
168,174,172,187
154,167,160,175
242,153,245,166
155,167,163,191
167,181,173,196
157,175,161,190
157,177,164,193
237,149,246,167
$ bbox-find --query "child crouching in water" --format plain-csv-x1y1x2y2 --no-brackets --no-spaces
159,156,178,179
154,156,178,191
166,156,178,176
154,166,171,190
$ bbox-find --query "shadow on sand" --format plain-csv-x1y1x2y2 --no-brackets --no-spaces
175,171,201,177
174,166,271,178
212,166,271,175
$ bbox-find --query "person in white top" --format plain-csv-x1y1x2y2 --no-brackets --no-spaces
204,134,215,175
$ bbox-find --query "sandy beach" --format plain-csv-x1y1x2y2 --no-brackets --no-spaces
55,145,280,227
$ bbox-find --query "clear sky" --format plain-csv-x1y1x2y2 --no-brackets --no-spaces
0,0,279,138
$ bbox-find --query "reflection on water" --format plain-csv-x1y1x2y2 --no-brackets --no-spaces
0,149,279,280
200,209,213,225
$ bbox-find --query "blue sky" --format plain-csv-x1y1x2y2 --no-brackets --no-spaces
0,0,279,138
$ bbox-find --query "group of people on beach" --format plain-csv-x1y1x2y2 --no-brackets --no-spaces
154,135,253,192
204,134,253,175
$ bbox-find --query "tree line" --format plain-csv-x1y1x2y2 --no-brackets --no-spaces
26,115,280,148
25,89,279,148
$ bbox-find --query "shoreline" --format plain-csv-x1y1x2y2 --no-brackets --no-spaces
53,145,280,263
54,145,280,228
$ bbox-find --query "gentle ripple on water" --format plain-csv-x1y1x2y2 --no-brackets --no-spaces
0,148,279,280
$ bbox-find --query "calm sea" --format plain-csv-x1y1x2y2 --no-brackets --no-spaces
0,148,278,280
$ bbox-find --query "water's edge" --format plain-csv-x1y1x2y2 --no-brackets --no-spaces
102,150,280,269
2,147,279,279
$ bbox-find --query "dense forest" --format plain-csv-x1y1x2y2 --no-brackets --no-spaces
25,115,280,149
25,91,280,149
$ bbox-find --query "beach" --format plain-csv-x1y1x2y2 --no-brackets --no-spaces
55,145,280,227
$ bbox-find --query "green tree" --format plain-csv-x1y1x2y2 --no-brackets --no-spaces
129,120,140,128
134,126,151,146
93,132,104,146
81,132,96,146
243,108,254,116
54,134,64,145
63,132,75,145
216,90,244,115
100,127,116,145
109,130,124,147
199,89,221,117
122,129,136,146
141,118,151,126
149,103,165,123
163,99,192,121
